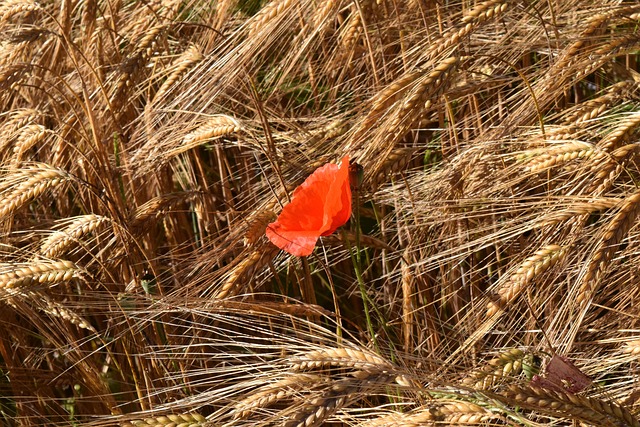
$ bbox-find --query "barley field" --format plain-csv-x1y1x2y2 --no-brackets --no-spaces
2,0,640,425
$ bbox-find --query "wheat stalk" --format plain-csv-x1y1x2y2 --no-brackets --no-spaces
243,210,277,246
536,198,620,227
425,0,510,60
599,111,640,152
623,339,640,356
246,0,295,38
176,115,241,154
524,142,601,173
587,143,640,195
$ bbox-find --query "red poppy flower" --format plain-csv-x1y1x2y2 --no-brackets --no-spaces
266,156,352,256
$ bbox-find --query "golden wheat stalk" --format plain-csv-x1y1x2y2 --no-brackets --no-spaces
425,0,510,60
243,210,277,246
486,245,567,317
130,192,200,230
587,143,640,195
111,23,168,103
174,115,241,156
287,380,356,427
563,81,636,125
440,401,497,424
536,198,621,227
598,111,640,152
623,339,640,356
246,0,295,38
12,123,48,163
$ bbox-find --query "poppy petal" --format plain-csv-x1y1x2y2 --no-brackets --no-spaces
265,224,319,257
266,156,352,256
322,155,352,235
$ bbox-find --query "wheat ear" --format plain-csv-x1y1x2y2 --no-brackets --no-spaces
40,214,111,259
243,210,277,246
599,111,640,152
441,401,497,424
0,0,40,24
120,413,205,427
130,192,200,230
463,348,526,389
154,45,203,102
536,199,620,228
503,385,640,427
588,143,640,196
524,142,600,173
246,0,295,38
425,0,509,60
577,191,640,305
487,245,567,317
173,115,241,158
358,401,497,427
287,375,392,427
290,347,392,373
0,260,80,289
232,374,327,420
0,163,72,220
215,243,281,299
623,339,640,356
563,81,636,125
12,123,49,163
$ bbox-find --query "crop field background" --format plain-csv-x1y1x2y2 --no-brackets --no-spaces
2,0,640,425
